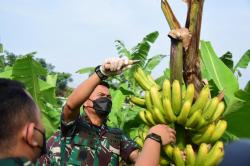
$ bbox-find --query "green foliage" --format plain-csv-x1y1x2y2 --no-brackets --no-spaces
39,75,58,105
12,54,47,106
55,72,73,97
200,41,250,140
0,48,73,98
224,100,250,138
144,54,167,74
234,50,250,72
0,43,3,53
115,40,131,59
200,41,239,103
0,46,61,138
76,67,95,74
220,50,250,78
155,68,170,86
0,66,12,78
220,52,234,71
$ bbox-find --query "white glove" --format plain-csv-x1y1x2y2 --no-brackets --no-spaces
100,57,131,76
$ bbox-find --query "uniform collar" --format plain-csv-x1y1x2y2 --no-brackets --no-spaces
0,157,33,165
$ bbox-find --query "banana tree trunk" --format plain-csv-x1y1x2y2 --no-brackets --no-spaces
184,0,204,97
161,0,204,98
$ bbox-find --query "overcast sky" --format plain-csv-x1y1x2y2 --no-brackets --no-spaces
0,0,249,88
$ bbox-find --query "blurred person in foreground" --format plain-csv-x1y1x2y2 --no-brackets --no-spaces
0,78,46,166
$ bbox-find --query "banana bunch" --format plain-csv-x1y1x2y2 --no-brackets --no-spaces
132,67,227,165
134,67,161,91
192,120,227,145
134,126,149,147
163,141,224,166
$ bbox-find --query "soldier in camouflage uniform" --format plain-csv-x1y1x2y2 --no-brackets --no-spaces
0,78,46,166
39,57,140,166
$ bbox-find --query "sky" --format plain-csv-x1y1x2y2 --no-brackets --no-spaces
0,0,249,88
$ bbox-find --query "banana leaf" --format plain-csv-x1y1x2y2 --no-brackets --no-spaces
76,67,94,74
233,50,250,72
220,51,234,71
108,85,126,128
0,66,13,78
12,54,46,106
115,40,131,59
224,100,250,138
144,54,167,74
200,41,239,103
39,74,57,105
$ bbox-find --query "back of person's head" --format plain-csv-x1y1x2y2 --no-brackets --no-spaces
0,78,38,150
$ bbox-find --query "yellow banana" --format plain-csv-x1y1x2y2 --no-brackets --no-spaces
210,120,227,142
185,144,195,166
172,80,182,115
182,84,186,100
142,125,150,133
150,86,164,113
138,110,150,126
137,68,155,87
204,141,224,166
134,137,144,147
202,97,220,121
177,101,192,125
160,157,170,166
185,110,202,128
184,83,195,104
145,91,153,111
162,98,177,123
134,72,151,91
153,107,166,124
173,147,185,166
203,99,211,112
189,85,210,116
195,116,208,129
195,143,209,166
162,79,171,100
163,145,174,160
141,130,148,140
192,123,216,144
211,101,225,122
130,96,145,107
144,110,156,126
146,74,161,90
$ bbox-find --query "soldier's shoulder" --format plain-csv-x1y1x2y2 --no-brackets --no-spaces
46,130,62,149
107,127,123,135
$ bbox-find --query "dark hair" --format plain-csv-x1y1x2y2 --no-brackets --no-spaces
0,78,37,149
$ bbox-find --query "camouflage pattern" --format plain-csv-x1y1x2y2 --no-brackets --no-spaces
0,157,34,166
39,115,139,166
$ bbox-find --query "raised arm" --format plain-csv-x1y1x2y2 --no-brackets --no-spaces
135,124,176,166
63,57,131,122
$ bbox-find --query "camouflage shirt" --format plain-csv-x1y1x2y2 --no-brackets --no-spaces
0,157,34,166
39,115,139,166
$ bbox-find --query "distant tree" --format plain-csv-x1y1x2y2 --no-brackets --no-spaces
0,50,73,97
